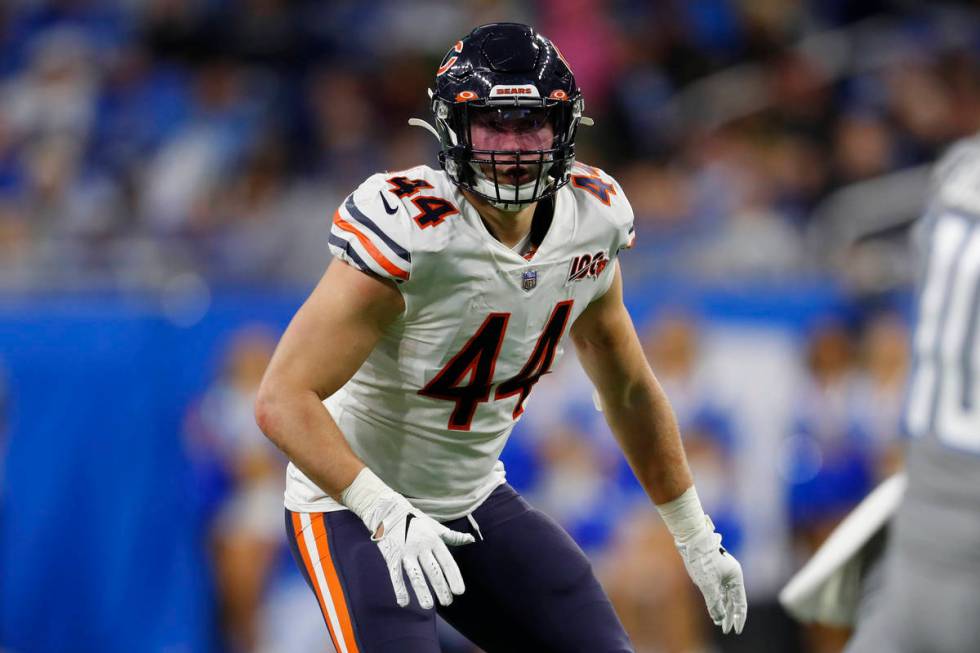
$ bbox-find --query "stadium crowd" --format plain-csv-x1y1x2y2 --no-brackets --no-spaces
3,1,979,652
2,0,978,289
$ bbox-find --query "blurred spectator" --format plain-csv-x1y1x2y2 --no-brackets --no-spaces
832,113,894,184
203,133,293,280
0,1,973,288
527,424,627,553
689,130,807,279
600,509,707,653
539,0,625,112
766,50,832,139
786,319,873,550
620,161,700,262
851,310,908,479
89,43,190,180
781,319,874,653
2,27,99,146
943,49,980,136
885,62,955,164
140,58,264,233
185,326,284,653
304,66,383,187
642,314,738,536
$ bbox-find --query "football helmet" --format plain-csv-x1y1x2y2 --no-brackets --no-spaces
411,23,592,211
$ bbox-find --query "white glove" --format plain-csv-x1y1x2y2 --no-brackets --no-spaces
657,486,747,634
341,468,475,610
677,516,748,634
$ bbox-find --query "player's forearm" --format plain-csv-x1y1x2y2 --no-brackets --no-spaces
573,299,694,504
571,269,693,504
597,370,694,505
576,304,746,633
254,386,365,500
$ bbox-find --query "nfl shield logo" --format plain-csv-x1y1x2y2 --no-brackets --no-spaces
521,269,537,292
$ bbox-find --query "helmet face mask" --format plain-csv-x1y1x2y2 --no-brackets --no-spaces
427,23,586,211
452,103,571,209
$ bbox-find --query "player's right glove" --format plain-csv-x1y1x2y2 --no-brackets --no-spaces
657,486,747,634
341,467,475,610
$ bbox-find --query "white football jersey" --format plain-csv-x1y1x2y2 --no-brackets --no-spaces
284,163,635,520
904,135,980,459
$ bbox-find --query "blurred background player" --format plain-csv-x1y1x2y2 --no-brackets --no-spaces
184,326,309,653
781,133,980,653
843,134,980,652
186,325,331,653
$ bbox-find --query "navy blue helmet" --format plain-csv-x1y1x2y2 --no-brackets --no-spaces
419,23,589,210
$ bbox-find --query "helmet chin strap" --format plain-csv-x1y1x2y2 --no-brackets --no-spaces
487,197,529,213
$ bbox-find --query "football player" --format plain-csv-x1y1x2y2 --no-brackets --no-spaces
255,23,746,652
840,137,980,653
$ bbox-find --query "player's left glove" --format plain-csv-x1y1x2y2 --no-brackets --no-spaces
677,516,747,634
657,486,747,634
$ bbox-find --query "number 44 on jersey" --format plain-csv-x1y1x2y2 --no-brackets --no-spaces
418,301,574,430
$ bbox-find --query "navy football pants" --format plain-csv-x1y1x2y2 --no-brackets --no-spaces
285,484,633,652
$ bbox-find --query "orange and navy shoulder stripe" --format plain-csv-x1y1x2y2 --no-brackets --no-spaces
291,512,361,653
343,196,412,264
329,194,411,281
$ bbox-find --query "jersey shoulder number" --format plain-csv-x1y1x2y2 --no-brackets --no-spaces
328,167,460,282
569,162,636,252
384,171,461,230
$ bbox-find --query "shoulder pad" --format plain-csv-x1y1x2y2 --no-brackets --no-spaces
569,162,636,252
934,136,980,218
379,166,462,235
329,174,414,282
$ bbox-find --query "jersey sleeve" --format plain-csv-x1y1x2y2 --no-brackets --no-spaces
329,174,413,283
594,171,636,297
611,174,636,254
934,136,980,220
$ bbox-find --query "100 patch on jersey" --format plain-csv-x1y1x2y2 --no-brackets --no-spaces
567,250,609,283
